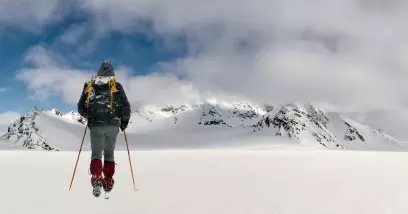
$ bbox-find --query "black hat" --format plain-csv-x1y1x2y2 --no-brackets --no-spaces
97,61,115,76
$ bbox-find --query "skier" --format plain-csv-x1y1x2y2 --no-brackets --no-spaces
77,61,131,197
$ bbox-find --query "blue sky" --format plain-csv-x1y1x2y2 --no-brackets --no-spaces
0,7,188,114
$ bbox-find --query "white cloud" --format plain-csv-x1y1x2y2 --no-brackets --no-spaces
0,88,7,93
18,67,92,104
18,45,201,107
0,112,20,125
0,0,66,32
60,23,88,45
0,112,20,134
126,74,201,107
17,46,93,104
12,0,408,110
56,0,407,111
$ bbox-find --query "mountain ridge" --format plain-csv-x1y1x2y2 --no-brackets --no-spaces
0,101,406,151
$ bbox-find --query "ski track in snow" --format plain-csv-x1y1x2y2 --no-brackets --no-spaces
2,149,408,214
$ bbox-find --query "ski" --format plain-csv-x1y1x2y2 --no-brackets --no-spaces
104,192,110,199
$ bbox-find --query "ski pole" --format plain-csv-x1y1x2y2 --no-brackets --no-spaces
69,123,88,191
124,130,137,191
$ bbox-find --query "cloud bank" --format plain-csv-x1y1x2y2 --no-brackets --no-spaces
17,46,201,108
8,0,408,110
0,112,20,125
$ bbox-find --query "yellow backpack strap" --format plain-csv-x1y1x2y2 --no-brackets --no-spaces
85,76,94,106
109,77,118,112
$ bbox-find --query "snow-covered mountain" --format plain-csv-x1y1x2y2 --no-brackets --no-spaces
251,103,404,150
0,101,406,151
342,109,408,142
0,107,88,151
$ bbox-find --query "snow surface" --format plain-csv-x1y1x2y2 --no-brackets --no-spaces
2,149,408,214
2,102,408,213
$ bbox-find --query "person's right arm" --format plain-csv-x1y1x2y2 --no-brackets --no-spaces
116,83,131,130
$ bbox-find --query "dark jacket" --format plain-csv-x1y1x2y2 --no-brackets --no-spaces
77,81,131,127
77,64,131,127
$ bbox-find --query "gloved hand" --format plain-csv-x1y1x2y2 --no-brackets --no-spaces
120,120,129,132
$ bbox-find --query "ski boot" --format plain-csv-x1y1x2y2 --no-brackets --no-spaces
90,159,103,198
103,161,115,192
92,177,103,197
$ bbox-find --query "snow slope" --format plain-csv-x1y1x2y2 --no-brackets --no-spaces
2,149,408,214
0,101,407,151
0,107,87,151
344,109,408,142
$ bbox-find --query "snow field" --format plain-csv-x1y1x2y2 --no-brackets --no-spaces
2,149,408,214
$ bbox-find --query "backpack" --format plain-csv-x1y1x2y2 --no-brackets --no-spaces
85,76,120,124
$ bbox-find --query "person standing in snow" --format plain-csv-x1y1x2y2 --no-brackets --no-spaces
77,61,131,197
